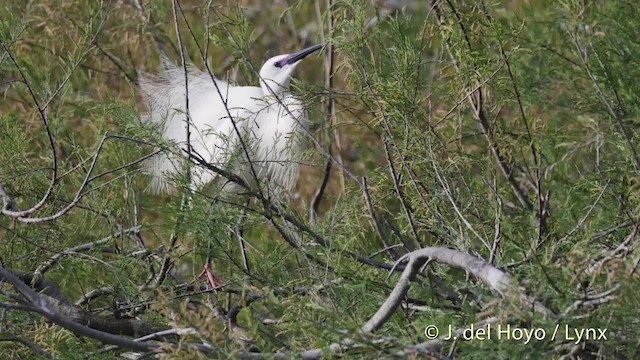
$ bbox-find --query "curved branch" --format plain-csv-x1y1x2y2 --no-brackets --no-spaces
362,247,513,333
35,226,141,277
0,8,109,219
75,287,114,306
0,42,58,219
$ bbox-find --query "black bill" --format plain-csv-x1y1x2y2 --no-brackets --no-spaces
276,44,323,67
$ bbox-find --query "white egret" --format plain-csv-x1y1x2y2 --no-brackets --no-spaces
140,44,323,196
139,44,322,286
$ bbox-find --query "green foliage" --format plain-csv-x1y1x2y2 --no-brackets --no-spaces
1,0,639,358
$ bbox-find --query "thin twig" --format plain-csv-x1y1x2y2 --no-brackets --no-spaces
571,29,640,169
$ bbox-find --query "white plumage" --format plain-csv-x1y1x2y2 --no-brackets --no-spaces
139,45,321,196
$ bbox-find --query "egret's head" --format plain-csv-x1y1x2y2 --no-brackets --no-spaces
259,44,322,95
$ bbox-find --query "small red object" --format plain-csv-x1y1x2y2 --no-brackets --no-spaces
197,260,223,288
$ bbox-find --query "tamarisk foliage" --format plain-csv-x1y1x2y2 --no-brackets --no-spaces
1,0,638,358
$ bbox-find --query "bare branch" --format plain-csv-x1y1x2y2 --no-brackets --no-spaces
362,247,513,333
0,42,58,219
562,285,619,316
75,287,114,306
35,226,141,277
3,133,109,223
361,177,395,252
0,333,57,360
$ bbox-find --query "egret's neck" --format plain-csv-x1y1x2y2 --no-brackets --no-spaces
260,78,289,96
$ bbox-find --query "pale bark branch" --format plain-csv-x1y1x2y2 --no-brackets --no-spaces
362,247,513,333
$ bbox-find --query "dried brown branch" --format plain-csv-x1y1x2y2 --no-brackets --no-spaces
310,151,333,221
382,140,421,249
325,0,346,193
427,140,490,250
236,197,252,274
354,58,424,249
310,0,341,221
361,177,395,252
145,0,200,291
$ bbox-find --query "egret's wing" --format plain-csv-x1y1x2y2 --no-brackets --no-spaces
140,57,232,143
139,59,230,193
140,59,263,194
